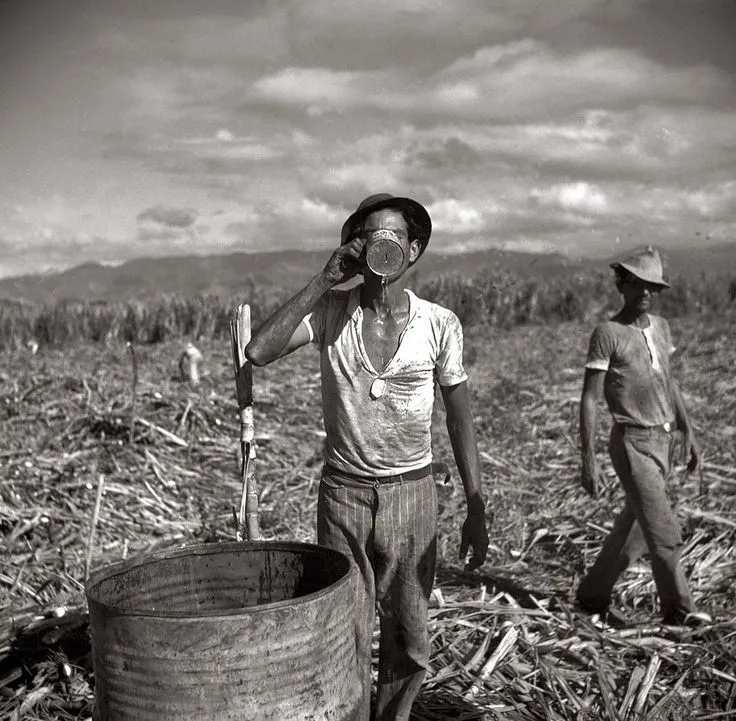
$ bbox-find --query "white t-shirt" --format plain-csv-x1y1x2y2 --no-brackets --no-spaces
303,287,467,476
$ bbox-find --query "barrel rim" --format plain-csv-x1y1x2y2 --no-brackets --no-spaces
85,540,354,619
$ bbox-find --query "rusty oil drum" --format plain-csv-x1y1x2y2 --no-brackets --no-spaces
85,541,360,720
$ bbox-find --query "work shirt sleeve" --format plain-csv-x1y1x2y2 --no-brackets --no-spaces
435,311,468,387
585,323,614,371
302,293,331,349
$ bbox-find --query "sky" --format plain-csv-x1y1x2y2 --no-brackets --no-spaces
1,0,735,278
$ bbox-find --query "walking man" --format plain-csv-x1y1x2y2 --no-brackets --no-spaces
576,246,707,626
246,193,489,720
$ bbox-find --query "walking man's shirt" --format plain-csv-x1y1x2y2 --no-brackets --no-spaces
585,315,676,428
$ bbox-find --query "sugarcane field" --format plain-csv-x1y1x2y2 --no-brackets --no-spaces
1,298,734,720
4,3,736,718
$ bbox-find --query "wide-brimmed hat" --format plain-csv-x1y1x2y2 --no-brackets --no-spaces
340,193,432,257
610,245,670,288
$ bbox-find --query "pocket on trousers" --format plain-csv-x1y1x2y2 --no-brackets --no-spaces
320,467,347,490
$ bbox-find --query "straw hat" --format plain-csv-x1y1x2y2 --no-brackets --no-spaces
610,246,670,288
340,193,432,257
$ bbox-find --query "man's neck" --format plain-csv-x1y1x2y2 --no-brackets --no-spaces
360,277,409,319
616,306,650,328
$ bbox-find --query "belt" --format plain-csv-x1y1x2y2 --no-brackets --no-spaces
324,463,432,486
616,421,676,433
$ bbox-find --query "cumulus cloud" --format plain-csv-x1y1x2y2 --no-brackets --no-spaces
532,182,609,215
428,199,486,234
686,181,736,217
250,67,361,114
216,128,235,142
298,198,343,230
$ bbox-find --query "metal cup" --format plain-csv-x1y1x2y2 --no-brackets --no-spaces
365,229,405,277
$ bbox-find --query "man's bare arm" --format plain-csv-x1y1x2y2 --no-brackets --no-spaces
671,379,700,472
580,368,605,497
441,382,484,510
245,237,366,366
245,274,331,366
441,381,489,571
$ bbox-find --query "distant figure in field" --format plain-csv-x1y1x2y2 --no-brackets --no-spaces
576,246,709,627
245,193,489,721
26,339,39,355
179,342,203,386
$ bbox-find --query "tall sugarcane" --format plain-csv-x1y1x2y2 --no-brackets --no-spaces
230,304,261,541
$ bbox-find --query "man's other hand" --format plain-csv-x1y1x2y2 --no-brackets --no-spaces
459,512,489,572
683,432,701,473
580,456,605,498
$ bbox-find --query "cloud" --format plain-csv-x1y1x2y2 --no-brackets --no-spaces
223,196,342,251
137,205,198,228
0,229,123,278
298,198,343,230
319,163,403,197
250,67,362,115
532,182,609,215
686,181,736,217
176,135,283,162
393,102,736,188
427,199,486,234
216,128,235,142
103,129,286,189
407,137,483,172
249,40,729,122
282,0,633,69
89,0,645,79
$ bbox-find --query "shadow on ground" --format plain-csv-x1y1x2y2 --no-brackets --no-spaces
410,688,491,720
435,565,571,611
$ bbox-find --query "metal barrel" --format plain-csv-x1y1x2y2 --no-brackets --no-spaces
86,541,360,721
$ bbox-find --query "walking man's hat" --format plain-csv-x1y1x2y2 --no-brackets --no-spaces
340,193,432,257
610,246,670,288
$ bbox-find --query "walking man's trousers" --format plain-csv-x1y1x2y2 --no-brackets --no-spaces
577,425,695,623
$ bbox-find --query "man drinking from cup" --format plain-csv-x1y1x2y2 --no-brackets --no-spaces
246,193,490,721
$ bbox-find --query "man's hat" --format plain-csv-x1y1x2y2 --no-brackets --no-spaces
610,245,670,288
340,193,432,257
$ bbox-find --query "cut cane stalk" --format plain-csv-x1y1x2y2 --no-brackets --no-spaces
230,304,261,541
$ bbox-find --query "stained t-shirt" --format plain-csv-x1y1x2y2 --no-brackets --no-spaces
585,314,677,427
302,287,467,476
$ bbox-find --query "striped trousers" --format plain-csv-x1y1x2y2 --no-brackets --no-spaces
317,466,437,721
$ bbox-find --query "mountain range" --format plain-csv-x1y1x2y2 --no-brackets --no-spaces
1,241,734,304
